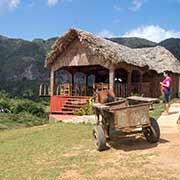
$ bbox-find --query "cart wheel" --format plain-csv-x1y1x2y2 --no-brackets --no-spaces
143,117,160,143
93,125,106,151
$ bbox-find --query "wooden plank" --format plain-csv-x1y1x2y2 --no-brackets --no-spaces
114,105,150,128
127,96,159,103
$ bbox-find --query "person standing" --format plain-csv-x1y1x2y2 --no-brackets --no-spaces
160,70,172,115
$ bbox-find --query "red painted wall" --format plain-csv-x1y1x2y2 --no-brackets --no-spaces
50,95,90,113
50,96,69,113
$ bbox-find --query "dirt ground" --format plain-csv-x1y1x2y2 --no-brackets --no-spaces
58,129,180,180
96,105,180,180
59,104,180,180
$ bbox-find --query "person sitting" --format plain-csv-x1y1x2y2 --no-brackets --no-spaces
95,89,115,104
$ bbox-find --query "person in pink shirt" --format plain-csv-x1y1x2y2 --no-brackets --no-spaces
160,70,172,115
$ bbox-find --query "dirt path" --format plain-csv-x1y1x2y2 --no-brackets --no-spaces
97,103,180,179
152,103,180,176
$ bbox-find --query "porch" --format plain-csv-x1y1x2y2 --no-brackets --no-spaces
40,65,160,98
40,64,160,115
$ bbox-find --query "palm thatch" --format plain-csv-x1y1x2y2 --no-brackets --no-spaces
45,28,180,74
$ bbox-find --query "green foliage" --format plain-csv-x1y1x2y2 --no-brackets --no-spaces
0,112,48,130
0,90,9,98
0,91,11,110
74,98,93,116
0,80,42,98
11,100,47,118
0,99,10,109
22,89,34,98
0,91,49,130
149,98,177,120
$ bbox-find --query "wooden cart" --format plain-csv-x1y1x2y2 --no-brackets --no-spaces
93,99,160,151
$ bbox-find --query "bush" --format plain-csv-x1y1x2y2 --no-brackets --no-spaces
0,112,49,130
74,98,93,116
12,101,46,118
28,104,46,117
0,90,9,98
0,91,49,130
0,99,11,109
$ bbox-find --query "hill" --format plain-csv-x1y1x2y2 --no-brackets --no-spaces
0,35,57,96
0,34,180,96
109,37,157,48
158,38,180,60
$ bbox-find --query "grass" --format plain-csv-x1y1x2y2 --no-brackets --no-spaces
0,92,49,130
0,97,179,179
149,98,178,120
0,112,48,130
0,122,179,180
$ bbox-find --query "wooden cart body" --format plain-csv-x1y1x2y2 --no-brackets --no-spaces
93,99,151,130
93,98,160,151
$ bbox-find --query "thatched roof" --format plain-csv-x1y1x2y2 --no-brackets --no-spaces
45,28,180,74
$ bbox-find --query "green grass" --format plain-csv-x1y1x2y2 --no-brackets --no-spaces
0,112,49,130
0,92,49,130
0,122,179,180
149,98,178,120
149,103,164,120
0,97,179,179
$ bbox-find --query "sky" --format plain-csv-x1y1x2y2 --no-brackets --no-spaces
0,0,180,42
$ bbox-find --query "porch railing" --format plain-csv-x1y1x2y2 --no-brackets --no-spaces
114,82,152,97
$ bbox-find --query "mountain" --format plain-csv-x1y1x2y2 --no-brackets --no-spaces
158,38,180,60
0,34,180,97
109,37,180,61
0,35,57,96
109,37,157,48
0,36,57,81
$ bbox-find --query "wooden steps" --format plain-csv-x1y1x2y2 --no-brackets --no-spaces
54,96,91,115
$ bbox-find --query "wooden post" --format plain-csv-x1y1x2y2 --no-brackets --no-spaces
178,75,180,98
71,69,75,96
127,69,132,96
50,69,56,96
139,72,143,94
127,70,132,84
86,73,88,96
109,67,115,91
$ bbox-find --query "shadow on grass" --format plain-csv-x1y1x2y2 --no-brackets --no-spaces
106,132,169,152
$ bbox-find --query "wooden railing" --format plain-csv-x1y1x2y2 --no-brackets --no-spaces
39,83,50,97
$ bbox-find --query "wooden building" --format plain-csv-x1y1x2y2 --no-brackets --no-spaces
44,28,180,115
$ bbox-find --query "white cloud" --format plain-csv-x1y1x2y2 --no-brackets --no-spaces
0,0,20,12
47,0,72,7
47,0,58,6
113,5,123,11
123,25,180,42
8,0,20,9
97,29,117,38
129,0,146,11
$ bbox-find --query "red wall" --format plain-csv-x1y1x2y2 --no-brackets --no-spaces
50,95,90,113
50,96,69,113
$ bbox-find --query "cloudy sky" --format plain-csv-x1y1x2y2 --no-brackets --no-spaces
0,0,180,42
